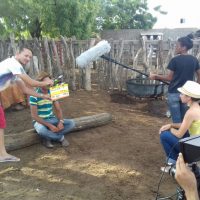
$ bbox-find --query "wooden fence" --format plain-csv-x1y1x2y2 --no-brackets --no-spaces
1,36,200,92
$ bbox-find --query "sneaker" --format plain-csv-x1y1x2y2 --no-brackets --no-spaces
43,140,54,148
160,165,172,173
165,110,171,118
61,138,69,147
160,163,174,173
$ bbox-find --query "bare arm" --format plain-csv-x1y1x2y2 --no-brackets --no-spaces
53,101,64,120
196,69,200,84
16,79,51,100
149,70,174,82
159,123,181,134
170,112,193,138
17,73,53,87
53,101,65,130
171,123,181,129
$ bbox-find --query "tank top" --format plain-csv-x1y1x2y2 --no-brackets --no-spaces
189,120,200,136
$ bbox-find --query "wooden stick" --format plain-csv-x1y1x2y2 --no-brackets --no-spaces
5,113,112,151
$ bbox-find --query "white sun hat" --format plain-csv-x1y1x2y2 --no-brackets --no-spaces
177,81,200,99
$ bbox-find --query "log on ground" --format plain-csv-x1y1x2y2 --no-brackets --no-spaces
5,113,112,151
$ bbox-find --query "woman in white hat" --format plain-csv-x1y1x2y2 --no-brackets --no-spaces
159,80,200,171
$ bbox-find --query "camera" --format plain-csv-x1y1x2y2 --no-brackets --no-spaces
168,135,200,176
168,162,200,199
156,135,200,199
156,135,200,200
168,162,200,179
166,135,200,199
179,135,200,163
168,164,176,178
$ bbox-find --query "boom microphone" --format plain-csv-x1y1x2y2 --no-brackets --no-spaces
76,40,111,68
75,40,169,85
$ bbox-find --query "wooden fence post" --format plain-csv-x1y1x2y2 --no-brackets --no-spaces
43,37,52,74
83,38,96,91
50,39,62,76
60,36,70,84
68,38,76,91
1,37,200,92
33,38,45,72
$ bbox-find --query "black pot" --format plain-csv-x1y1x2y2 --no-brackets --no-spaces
126,78,167,98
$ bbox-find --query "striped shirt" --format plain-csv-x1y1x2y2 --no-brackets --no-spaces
29,88,55,119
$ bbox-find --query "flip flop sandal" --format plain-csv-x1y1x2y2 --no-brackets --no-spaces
0,156,20,163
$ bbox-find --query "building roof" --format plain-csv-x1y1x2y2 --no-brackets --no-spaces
101,28,199,40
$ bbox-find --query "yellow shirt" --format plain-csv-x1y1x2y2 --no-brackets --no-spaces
189,120,200,136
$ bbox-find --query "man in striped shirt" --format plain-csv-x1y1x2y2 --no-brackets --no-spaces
29,71,75,148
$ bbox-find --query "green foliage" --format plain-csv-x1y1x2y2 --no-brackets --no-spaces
97,0,157,30
39,0,101,39
0,0,158,39
0,0,101,39
0,0,38,38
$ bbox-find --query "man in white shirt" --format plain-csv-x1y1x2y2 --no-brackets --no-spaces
0,45,54,162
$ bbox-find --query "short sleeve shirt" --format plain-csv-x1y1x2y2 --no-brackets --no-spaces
0,57,26,91
29,88,55,119
167,54,200,93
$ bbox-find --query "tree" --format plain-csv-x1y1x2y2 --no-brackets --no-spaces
97,0,157,30
0,0,27,38
0,0,101,39
38,0,101,39
0,0,158,39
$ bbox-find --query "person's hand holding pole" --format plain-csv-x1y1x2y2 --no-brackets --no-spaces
149,72,157,80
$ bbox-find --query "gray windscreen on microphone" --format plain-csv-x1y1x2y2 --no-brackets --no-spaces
76,40,111,68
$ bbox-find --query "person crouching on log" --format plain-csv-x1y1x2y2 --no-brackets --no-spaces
29,71,75,148
0,46,54,163
159,81,200,172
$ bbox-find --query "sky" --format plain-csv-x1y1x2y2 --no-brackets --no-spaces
147,0,200,29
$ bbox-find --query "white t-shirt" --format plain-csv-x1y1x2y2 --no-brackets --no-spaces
0,57,26,91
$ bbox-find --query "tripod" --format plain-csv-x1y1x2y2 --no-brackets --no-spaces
156,186,185,200
157,163,200,200
167,166,200,200
175,186,185,200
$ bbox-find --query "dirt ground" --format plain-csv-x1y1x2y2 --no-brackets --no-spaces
0,88,179,200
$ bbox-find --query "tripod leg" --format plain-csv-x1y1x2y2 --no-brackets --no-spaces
176,187,186,200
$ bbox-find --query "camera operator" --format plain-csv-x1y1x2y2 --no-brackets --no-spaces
175,153,199,200
159,81,200,171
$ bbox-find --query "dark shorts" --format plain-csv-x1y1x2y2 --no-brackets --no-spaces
0,105,6,129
